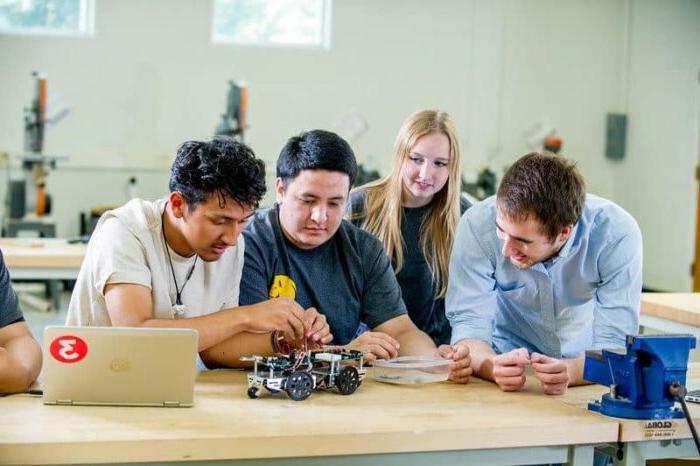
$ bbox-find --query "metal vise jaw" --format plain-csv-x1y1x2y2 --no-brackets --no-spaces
584,334,696,419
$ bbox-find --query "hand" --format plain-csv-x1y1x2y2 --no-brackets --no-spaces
346,331,400,362
285,307,333,350
531,352,570,395
302,307,333,345
438,342,472,384
243,298,306,341
491,348,530,392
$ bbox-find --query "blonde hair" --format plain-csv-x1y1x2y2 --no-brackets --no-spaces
351,109,463,298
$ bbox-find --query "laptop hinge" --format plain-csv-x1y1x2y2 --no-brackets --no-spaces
163,401,180,407
56,399,73,405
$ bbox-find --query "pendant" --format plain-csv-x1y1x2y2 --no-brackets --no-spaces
173,303,187,317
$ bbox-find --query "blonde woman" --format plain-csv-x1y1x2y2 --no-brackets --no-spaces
348,110,469,346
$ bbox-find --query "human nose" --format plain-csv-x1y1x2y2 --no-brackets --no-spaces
419,162,431,179
501,235,517,257
310,205,327,224
221,223,240,246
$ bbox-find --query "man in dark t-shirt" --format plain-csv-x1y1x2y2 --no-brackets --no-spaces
0,250,42,393
239,130,471,383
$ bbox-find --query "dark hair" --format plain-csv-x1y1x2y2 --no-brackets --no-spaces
497,152,585,241
169,137,266,209
277,129,357,187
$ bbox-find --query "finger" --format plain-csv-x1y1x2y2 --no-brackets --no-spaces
531,360,566,374
451,344,470,361
286,310,306,340
367,343,394,361
530,352,553,364
449,365,472,384
437,344,454,359
362,352,377,363
498,377,526,392
541,383,567,395
367,332,400,350
493,365,526,378
449,356,471,371
534,371,569,385
309,315,328,340
495,349,530,366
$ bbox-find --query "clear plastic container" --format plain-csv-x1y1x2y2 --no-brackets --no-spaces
371,356,450,384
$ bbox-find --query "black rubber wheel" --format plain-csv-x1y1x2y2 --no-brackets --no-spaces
247,387,260,399
286,371,314,401
337,366,360,395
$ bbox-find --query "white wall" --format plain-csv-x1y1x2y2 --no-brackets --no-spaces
613,0,700,291
0,0,698,290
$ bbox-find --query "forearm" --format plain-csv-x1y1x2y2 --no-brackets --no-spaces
460,338,497,381
395,328,439,357
200,332,274,369
0,336,42,393
564,356,588,386
138,307,252,352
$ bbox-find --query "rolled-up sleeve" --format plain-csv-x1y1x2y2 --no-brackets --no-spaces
446,211,498,345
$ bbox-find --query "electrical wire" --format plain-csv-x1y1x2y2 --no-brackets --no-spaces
669,381,700,455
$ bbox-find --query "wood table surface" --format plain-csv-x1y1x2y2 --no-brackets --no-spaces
0,368,619,465
641,293,700,327
0,239,86,269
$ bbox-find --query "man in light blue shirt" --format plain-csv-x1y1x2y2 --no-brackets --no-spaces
446,152,642,395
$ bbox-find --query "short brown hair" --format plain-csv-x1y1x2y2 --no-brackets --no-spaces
497,152,585,241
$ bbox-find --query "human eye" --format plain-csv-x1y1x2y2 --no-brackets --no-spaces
409,155,423,164
435,160,448,168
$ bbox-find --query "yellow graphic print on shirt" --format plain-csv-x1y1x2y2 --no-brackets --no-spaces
269,275,297,299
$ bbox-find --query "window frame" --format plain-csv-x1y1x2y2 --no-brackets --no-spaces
211,0,332,50
0,0,95,38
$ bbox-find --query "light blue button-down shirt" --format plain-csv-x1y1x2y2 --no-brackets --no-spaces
446,194,642,358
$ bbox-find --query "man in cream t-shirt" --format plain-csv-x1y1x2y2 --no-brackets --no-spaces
67,137,332,368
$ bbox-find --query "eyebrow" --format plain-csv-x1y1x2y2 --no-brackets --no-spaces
213,211,255,221
410,151,449,163
495,221,533,244
299,193,346,201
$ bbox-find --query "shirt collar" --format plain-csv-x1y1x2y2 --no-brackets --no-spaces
553,221,580,261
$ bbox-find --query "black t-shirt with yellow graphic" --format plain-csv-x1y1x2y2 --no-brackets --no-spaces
239,204,407,345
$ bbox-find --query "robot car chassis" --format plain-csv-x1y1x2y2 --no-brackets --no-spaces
242,348,366,401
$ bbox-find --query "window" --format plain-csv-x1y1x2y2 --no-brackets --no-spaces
213,0,331,49
0,0,94,36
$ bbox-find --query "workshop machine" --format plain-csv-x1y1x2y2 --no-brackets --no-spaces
4,71,68,237
214,80,248,141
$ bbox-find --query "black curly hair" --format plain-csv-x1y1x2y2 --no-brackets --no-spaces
169,137,266,209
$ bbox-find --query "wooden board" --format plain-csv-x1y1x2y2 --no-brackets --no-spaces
0,239,86,269
642,293,700,327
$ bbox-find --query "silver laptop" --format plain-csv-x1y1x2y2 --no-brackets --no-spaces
42,326,198,407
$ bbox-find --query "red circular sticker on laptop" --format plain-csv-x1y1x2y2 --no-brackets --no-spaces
49,335,88,363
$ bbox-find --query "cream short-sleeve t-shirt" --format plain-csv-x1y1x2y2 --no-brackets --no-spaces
66,198,244,326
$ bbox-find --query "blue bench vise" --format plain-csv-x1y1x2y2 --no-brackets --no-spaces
584,334,696,419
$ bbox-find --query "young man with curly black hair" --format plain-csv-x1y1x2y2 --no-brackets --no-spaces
67,137,330,368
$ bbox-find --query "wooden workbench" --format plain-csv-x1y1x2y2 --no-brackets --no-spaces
559,363,700,465
0,239,86,274
0,238,86,310
0,369,618,466
641,293,700,332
